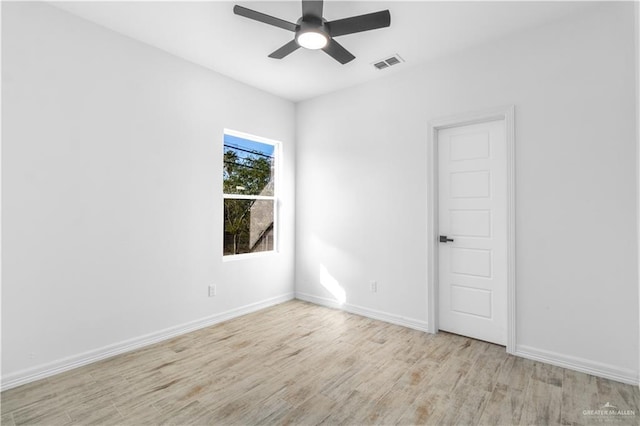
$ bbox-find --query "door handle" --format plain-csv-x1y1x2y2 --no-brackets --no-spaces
439,235,454,243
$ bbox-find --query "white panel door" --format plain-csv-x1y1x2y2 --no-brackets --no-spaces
438,120,507,345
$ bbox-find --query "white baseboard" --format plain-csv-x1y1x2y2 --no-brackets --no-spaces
296,292,638,386
295,291,430,333
515,345,639,386
1,293,294,391
5,293,636,391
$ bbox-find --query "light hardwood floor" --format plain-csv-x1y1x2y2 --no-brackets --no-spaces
2,300,639,425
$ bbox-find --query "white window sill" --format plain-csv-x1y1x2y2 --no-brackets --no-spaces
223,251,279,262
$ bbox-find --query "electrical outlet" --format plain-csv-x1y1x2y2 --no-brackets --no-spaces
208,285,217,297
370,281,377,293
28,352,36,359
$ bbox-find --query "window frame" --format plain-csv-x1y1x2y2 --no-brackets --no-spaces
222,128,281,260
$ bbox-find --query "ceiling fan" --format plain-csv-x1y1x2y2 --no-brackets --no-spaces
233,0,391,64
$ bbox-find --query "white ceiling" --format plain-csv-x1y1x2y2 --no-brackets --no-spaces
51,1,595,102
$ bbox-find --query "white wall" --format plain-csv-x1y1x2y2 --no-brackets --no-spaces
296,3,639,383
1,2,296,387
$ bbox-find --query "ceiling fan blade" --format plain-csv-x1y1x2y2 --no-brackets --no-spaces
268,40,301,59
233,5,297,32
322,39,355,64
326,10,391,37
301,0,323,19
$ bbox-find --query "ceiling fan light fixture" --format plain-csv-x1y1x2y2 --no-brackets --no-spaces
296,30,328,50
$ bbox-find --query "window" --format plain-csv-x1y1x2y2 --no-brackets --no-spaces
223,130,279,257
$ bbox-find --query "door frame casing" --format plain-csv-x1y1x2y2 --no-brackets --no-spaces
427,105,516,354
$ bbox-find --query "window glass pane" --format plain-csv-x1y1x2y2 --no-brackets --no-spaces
223,134,275,196
224,199,274,255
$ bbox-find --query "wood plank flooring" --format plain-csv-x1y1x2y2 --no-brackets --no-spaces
2,300,639,425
